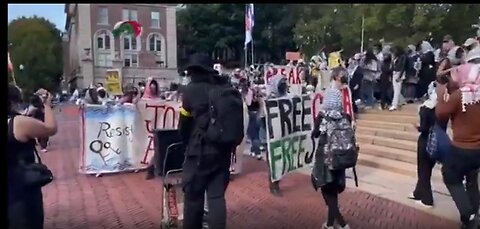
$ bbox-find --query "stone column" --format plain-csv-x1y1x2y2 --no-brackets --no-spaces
165,6,177,69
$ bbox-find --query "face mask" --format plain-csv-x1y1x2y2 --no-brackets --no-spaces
340,76,348,84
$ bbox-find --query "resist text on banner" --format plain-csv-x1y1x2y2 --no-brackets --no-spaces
80,99,181,174
81,104,137,173
265,94,318,182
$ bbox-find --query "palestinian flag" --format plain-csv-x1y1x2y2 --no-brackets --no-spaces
8,52,13,72
112,21,142,38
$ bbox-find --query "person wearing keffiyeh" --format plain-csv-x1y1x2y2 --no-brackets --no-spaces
311,67,352,229
435,57,480,228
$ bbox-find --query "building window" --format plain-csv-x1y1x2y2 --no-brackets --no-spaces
151,11,160,28
123,35,139,51
122,9,138,21
96,53,113,67
98,7,108,25
123,54,138,67
94,30,114,67
96,31,111,50
148,34,162,51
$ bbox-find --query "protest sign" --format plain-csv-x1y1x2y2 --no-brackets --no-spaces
265,94,317,182
264,65,304,95
80,98,181,174
285,52,301,61
105,69,123,95
80,104,137,174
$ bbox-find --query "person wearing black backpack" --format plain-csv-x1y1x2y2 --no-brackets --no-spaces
8,85,57,229
311,67,356,229
179,53,244,229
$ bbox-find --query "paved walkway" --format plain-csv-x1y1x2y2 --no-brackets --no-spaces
40,106,459,229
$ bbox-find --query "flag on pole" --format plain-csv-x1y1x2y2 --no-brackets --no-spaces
244,3,254,48
8,52,13,72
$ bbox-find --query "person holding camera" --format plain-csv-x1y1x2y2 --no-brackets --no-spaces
25,93,50,152
8,85,58,229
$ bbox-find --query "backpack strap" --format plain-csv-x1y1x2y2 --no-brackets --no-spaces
352,167,359,187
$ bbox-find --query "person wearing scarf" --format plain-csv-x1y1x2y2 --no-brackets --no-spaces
311,67,351,229
142,77,160,99
409,82,448,207
436,61,480,229
417,41,436,100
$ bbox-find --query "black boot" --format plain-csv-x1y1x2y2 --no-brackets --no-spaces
145,165,155,180
269,181,282,197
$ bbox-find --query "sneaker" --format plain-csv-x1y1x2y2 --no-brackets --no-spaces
388,106,397,111
416,200,434,208
407,193,420,200
322,223,334,229
256,154,262,160
41,148,48,153
339,224,351,229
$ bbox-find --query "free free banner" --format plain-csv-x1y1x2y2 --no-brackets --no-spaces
80,99,181,174
265,93,322,182
264,65,304,95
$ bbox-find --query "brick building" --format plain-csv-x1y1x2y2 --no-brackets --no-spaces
63,4,178,89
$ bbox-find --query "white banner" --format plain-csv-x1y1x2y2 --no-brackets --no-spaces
264,65,304,95
265,93,321,182
80,99,181,174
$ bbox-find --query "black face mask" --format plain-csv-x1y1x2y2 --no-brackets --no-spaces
340,76,348,84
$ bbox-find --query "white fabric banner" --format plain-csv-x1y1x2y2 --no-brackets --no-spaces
80,99,181,174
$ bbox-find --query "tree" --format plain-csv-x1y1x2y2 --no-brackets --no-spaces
8,16,63,95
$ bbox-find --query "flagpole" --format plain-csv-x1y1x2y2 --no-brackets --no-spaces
244,3,248,69
244,47,248,69
360,14,365,53
251,39,254,67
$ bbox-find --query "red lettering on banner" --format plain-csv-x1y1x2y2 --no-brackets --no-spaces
163,106,177,129
341,87,355,122
142,135,155,164
288,68,302,85
144,103,165,133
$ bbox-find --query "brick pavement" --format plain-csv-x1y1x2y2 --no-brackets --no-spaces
40,105,459,229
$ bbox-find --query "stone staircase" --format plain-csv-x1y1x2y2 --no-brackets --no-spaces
355,105,446,186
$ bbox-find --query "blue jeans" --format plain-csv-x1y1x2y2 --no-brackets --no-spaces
259,117,267,145
362,80,376,107
247,111,261,156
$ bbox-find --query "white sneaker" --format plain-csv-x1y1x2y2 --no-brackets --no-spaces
416,200,433,208
339,225,351,229
322,223,334,229
41,148,48,153
389,106,397,111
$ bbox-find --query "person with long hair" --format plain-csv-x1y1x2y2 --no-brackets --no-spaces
390,46,407,111
361,49,380,109
409,82,447,207
8,85,58,229
379,53,393,110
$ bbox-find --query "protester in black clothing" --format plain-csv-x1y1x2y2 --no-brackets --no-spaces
347,54,363,114
409,82,447,207
8,85,58,229
178,53,232,229
417,41,436,100
379,54,393,110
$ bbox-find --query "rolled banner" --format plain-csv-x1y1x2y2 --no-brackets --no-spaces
112,20,142,38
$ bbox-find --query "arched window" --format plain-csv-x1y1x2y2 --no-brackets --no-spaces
147,33,166,67
94,30,114,67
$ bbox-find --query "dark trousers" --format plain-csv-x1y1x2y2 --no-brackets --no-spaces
379,80,391,109
183,154,230,229
442,145,480,223
413,136,436,205
320,170,346,227
350,87,360,114
8,188,44,229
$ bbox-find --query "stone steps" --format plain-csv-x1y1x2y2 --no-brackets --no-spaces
357,133,417,152
358,113,418,124
356,119,418,132
356,126,419,142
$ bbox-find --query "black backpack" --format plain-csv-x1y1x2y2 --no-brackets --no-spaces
323,114,358,170
205,85,245,148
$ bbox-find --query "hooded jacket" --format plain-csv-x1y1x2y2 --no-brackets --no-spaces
142,78,159,99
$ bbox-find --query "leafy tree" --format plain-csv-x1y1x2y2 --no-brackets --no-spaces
8,16,63,95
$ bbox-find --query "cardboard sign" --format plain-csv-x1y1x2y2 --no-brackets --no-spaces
105,69,123,96
263,65,304,95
